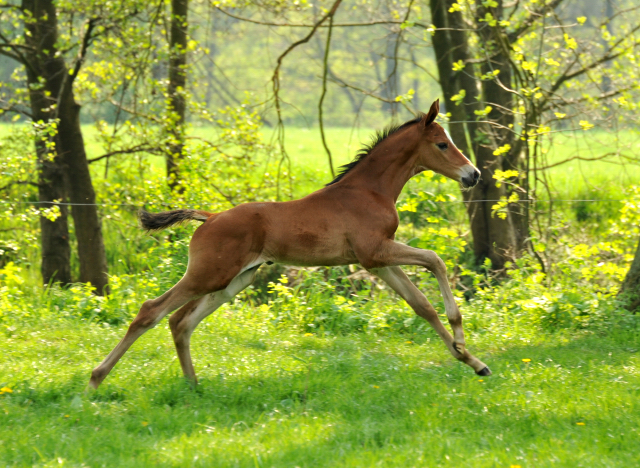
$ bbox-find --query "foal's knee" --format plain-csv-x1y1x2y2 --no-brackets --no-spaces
424,251,446,275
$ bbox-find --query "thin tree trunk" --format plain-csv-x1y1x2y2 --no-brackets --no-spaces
59,94,109,294
430,0,517,270
476,0,527,253
35,137,72,286
23,0,109,294
166,0,188,191
23,0,71,286
620,237,640,312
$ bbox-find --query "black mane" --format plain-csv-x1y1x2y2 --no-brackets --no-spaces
326,113,425,186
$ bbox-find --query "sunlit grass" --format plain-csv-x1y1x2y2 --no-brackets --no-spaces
1,313,639,467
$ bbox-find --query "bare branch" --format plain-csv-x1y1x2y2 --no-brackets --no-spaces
215,5,403,28
107,99,163,123
0,180,39,192
0,47,21,62
0,100,34,118
318,13,336,178
549,21,640,95
68,17,97,87
534,152,639,171
269,0,342,199
0,30,35,69
507,0,565,42
214,6,476,32
87,144,161,163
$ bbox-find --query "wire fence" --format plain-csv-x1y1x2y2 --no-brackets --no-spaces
0,199,628,207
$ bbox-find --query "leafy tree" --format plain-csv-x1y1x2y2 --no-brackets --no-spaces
0,0,176,293
427,0,640,269
0,0,116,292
166,0,189,191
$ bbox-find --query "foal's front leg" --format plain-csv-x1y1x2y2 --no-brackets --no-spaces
368,243,490,376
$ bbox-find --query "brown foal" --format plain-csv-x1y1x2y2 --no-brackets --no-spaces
88,100,490,390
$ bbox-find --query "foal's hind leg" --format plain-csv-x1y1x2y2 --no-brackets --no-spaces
370,265,490,376
88,281,197,389
169,266,260,384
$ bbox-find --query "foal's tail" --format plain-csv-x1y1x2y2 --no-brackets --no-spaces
139,209,215,232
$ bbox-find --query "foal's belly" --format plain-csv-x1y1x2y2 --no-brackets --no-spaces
263,233,359,267
272,254,359,267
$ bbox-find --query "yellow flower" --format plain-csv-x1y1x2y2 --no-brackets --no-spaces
510,465,522,468
522,358,531,363
478,379,484,382
142,421,149,426
0,387,12,394
304,333,313,337
406,341,412,344
576,422,585,426
579,120,594,131
64,415,70,418
373,385,380,389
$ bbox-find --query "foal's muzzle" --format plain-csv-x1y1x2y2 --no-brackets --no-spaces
461,168,480,188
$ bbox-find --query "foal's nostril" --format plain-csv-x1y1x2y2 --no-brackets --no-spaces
462,170,480,188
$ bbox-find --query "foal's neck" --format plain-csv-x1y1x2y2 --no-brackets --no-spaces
341,128,420,202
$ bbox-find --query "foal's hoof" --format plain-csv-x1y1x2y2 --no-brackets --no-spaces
476,366,492,376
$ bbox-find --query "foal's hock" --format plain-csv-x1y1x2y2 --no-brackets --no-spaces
88,100,490,390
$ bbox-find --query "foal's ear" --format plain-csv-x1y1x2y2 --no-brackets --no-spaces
423,99,440,126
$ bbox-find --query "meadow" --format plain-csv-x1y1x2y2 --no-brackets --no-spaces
1,123,640,467
2,310,640,467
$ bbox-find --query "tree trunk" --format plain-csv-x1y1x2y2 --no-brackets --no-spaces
35,143,72,286
23,0,109,294
23,0,71,286
430,0,517,270
620,237,640,312
58,94,110,294
476,0,528,253
166,0,188,190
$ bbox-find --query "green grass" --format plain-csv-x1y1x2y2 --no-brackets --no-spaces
2,314,640,467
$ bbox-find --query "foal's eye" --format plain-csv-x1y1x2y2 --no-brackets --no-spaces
436,142,448,150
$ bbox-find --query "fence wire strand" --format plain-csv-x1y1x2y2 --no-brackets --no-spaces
0,199,627,207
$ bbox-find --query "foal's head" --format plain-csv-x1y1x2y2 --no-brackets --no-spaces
414,100,480,188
